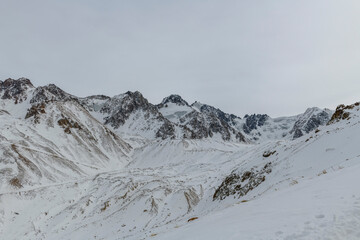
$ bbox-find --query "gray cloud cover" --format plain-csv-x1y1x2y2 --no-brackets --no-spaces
1,0,360,117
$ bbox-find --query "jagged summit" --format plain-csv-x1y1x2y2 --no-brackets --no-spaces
159,94,189,107
30,83,75,104
0,77,333,142
0,77,34,87
80,89,178,139
0,78,35,103
113,91,142,100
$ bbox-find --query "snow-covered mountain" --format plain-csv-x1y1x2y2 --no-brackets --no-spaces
0,78,131,193
1,78,359,240
80,91,180,140
158,95,246,142
239,107,333,141
1,78,332,143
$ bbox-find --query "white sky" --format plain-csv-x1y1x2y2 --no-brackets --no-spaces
1,0,360,117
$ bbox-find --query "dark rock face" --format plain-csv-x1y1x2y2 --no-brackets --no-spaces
101,91,160,126
155,121,175,140
178,104,246,142
196,103,240,126
304,112,330,133
30,84,75,104
243,114,269,134
159,94,189,107
235,131,246,142
181,111,210,139
0,78,34,103
184,111,232,141
292,128,303,139
213,162,272,201
290,108,331,139
190,103,245,142
101,91,154,128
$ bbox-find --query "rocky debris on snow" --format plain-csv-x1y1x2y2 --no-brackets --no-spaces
187,217,198,222
25,103,46,123
58,116,82,134
9,177,23,188
263,150,276,158
213,162,272,201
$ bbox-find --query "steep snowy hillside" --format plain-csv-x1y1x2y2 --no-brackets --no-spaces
0,79,131,193
1,78,359,240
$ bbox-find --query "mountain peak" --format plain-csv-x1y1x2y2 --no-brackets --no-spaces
1,77,34,87
30,83,74,104
0,78,35,103
160,94,189,106
290,107,332,139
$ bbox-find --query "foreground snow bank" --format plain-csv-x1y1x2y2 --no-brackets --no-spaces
154,163,360,240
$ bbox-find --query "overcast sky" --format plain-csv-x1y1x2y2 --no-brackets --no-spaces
1,0,360,117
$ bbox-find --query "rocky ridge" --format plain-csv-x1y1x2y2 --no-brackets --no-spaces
0,78,335,142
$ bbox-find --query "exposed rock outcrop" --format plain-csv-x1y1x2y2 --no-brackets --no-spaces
327,102,359,125
290,108,332,139
213,162,272,201
243,114,269,134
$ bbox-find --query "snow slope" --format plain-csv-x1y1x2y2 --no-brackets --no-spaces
0,100,131,193
1,101,360,239
155,163,360,240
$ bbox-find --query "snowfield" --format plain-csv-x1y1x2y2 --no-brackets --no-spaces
156,163,360,240
1,79,360,239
